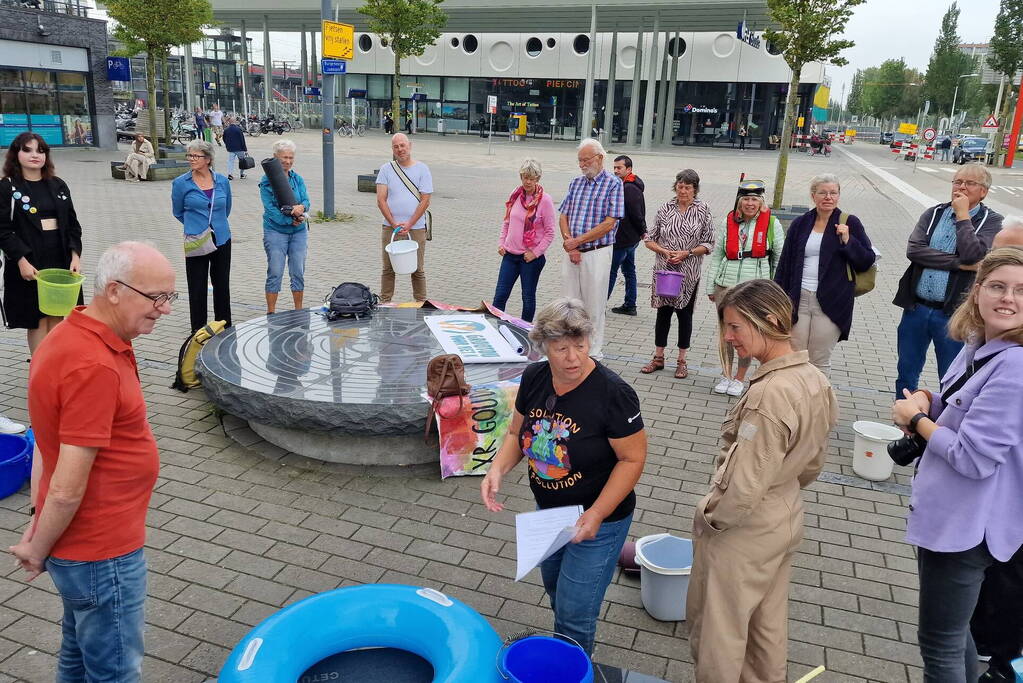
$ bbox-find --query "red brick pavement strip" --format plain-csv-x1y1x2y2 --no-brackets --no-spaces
0,135,929,682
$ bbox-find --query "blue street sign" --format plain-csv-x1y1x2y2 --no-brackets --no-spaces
321,59,346,74
106,57,131,82
347,88,367,98
411,92,427,102
304,87,321,96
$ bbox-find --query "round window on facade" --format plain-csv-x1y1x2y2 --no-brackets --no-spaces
463,34,478,53
450,37,460,48
667,37,687,58
547,38,556,49
380,37,389,48
766,39,783,55
525,37,542,57
573,34,590,55
358,34,373,52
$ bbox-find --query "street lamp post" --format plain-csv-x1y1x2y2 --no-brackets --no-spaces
949,73,980,134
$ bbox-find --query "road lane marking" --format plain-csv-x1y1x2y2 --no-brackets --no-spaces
836,147,941,209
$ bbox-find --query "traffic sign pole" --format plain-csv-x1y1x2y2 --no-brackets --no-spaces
321,1,335,217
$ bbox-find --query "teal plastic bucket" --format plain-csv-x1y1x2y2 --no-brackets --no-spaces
499,636,593,683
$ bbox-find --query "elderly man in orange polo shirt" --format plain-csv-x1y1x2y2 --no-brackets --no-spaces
10,241,175,682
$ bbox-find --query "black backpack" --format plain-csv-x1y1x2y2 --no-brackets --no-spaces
325,282,378,321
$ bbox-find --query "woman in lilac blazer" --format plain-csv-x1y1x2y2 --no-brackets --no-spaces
892,247,1023,682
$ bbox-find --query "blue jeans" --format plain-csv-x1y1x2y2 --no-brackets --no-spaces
492,252,546,322
896,304,964,397
226,151,245,177
47,547,146,683
539,512,633,655
264,228,308,293
918,542,993,682
607,244,638,307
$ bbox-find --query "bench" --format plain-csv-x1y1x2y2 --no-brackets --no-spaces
158,145,187,161
110,160,190,181
357,169,379,193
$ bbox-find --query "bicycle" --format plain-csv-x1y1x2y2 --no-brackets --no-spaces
336,120,354,138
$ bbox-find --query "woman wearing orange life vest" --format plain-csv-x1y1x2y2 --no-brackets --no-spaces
706,180,785,396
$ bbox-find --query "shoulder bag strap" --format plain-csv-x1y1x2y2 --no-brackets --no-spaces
940,348,1008,407
390,160,422,203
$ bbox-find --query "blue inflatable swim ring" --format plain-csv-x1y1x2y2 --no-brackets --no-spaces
218,584,503,682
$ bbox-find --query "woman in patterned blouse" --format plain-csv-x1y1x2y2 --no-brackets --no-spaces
641,169,715,378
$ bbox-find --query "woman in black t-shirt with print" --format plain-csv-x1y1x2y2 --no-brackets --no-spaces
481,298,647,655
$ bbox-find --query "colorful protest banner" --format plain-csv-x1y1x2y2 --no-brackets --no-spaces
434,378,520,478
425,314,528,363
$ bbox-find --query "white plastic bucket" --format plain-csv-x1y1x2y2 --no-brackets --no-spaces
851,420,903,482
634,534,693,621
385,232,419,275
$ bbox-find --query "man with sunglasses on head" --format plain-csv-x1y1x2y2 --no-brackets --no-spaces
10,241,175,682
893,163,1002,398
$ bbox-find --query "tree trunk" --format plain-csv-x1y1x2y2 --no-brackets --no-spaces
995,77,1015,167
161,51,171,147
392,47,401,132
146,48,159,149
772,65,802,209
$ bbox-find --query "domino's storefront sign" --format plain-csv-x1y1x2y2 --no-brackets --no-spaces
106,57,131,82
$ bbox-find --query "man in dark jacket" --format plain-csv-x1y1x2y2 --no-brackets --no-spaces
222,116,248,180
608,155,646,315
892,163,1002,397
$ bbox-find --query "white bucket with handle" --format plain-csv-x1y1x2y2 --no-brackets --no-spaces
851,420,903,481
385,231,419,275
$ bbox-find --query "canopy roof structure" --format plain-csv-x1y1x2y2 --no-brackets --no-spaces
210,0,772,33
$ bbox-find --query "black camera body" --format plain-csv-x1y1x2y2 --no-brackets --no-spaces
887,433,927,466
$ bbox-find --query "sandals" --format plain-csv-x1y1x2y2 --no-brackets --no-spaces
674,360,689,379
641,355,665,374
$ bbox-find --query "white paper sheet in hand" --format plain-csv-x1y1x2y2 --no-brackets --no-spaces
514,505,583,581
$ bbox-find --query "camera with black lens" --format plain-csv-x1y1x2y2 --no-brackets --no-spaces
887,433,927,466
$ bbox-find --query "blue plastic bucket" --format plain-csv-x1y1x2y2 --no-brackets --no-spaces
0,431,32,499
499,636,593,683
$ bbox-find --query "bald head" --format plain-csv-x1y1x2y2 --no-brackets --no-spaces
94,241,172,293
993,217,1023,249
90,241,176,340
391,133,412,164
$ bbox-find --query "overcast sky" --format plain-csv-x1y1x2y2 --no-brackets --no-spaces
826,0,1001,102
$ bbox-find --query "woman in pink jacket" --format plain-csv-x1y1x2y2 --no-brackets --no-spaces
493,158,556,322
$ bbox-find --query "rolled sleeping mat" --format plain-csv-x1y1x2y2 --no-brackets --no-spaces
261,157,298,209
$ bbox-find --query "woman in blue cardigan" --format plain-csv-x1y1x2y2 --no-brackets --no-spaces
773,174,875,376
172,140,232,332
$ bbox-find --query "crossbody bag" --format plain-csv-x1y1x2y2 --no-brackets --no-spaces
840,211,877,297
390,160,433,241
184,183,218,258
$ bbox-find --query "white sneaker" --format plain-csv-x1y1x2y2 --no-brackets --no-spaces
713,376,731,394
0,415,26,434
726,379,745,397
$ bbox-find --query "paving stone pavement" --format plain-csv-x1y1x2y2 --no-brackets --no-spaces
0,132,943,682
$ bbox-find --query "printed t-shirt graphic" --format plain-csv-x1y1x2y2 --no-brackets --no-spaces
515,361,644,522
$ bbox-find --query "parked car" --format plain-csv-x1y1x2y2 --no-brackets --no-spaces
879,131,894,145
953,136,990,164
890,132,913,149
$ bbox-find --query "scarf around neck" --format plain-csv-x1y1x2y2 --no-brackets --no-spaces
504,184,544,248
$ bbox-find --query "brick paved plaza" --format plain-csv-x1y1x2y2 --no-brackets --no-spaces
1,131,1017,682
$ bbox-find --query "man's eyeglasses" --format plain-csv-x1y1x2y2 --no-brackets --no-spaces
116,280,178,307
815,191,840,197
980,282,1023,300
952,179,983,188
577,153,600,166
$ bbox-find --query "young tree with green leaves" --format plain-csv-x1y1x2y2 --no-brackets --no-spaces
862,58,909,119
764,0,866,208
107,0,213,146
921,3,974,118
358,0,447,127
846,69,864,117
987,0,1023,165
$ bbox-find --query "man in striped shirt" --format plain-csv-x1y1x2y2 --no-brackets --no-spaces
559,138,625,358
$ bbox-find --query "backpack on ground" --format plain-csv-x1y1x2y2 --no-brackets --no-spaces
326,282,378,321
424,353,471,440
171,321,228,392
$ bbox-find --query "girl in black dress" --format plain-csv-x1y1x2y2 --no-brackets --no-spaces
0,132,83,354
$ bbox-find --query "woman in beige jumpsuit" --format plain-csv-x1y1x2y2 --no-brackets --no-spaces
687,279,837,682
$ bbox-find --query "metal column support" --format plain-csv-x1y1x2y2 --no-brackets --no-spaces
640,15,659,150
654,30,669,145
321,0,334,216
183,43,195,113
626,25,643,147
603,31,617,146
239,21,250,118
662,32,679,145
262,15,272,111
300,26,308,95
310,30,318,87
580,4,597,140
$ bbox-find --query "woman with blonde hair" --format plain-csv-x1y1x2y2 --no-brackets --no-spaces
123,133,155,182
687,278,837,682
892,247,1023,681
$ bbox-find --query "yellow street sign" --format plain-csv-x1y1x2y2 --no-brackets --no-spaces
322,20,354,60
898,122,918,135
797,116,804,128
845,129,856,137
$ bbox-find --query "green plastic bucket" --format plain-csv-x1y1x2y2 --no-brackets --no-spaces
36,268,84,317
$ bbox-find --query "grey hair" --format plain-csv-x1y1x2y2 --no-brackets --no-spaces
577,137,606,157
810,174,841,195
186,139,215,164
94,241,149,291
957,163,992,189
272,139,297,156
519,157,542,179
528,298,594,346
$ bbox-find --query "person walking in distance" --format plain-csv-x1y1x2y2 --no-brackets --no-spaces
375,133,432,302
608,155,646,317
208,103,225,146
222,116,248,180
